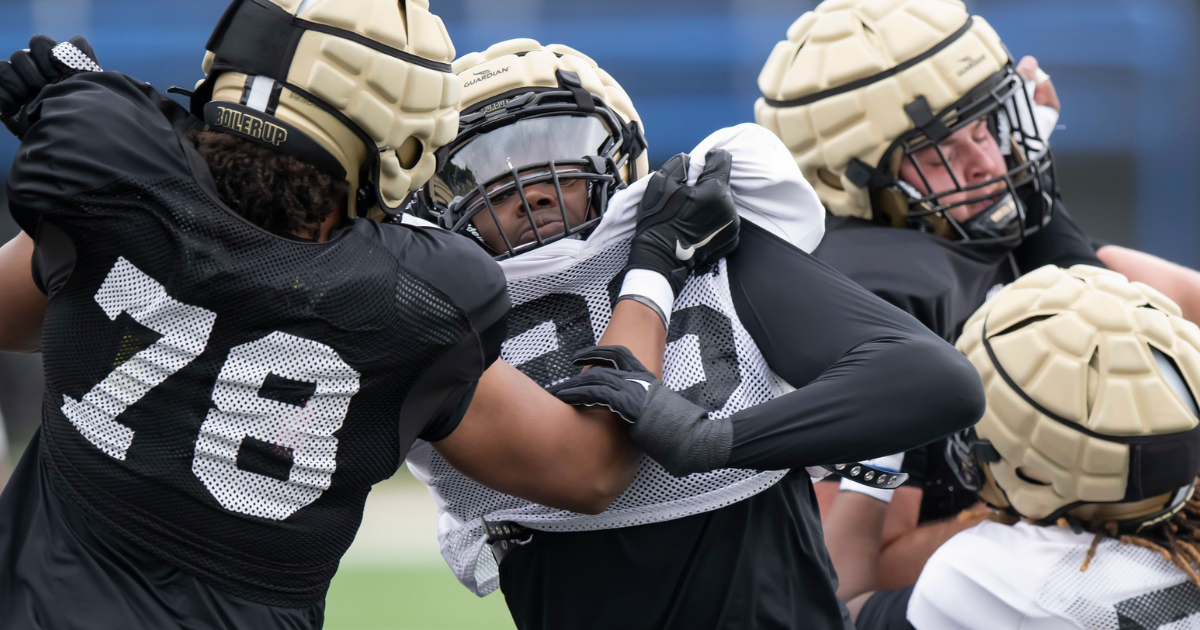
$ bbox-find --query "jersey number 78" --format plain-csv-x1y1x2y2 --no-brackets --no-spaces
61,257,361,521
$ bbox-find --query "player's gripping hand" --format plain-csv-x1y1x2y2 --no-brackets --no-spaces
0,35,101,138
547,345,732,477
627,148,739,293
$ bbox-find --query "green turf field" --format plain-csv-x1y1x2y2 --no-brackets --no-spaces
326,565,515,630
324,467,517,630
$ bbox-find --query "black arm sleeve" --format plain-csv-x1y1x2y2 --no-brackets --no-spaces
6,72,191,235
856,587,917,630
1012,200,1105,273
391,224,510,446
724,222,985,470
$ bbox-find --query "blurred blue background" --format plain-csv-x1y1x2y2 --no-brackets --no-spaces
1,0,1199,442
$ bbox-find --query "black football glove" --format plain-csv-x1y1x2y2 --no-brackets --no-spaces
626,148,739,295
547,345,733,477
0,35,101,138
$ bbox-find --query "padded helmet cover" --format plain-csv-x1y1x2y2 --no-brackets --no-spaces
451,39,650,183
955,265,1200,522
755,0,1009,221
197,0,460,219
418,39,650,259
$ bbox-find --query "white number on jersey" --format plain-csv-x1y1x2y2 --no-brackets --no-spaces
64,257,360,521
62,257,217,460
193,332,360,520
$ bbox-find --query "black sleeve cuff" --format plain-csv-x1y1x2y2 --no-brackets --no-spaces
900,444,929,489
856,586,917,630
410,314,507,444
419,380,478,443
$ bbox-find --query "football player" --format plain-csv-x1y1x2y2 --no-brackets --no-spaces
832,265,1200,629
755,0,1200,588
0,3,725,628
405,39,985,629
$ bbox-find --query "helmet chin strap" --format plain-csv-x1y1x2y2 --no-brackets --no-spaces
955,193,1022,242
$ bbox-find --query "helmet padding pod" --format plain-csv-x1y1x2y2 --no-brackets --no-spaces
956,265,1200,529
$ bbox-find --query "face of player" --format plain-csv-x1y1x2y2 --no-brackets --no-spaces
897,119,1007,223
470,168,593,252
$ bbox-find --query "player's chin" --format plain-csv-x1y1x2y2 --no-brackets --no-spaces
514,221,565,246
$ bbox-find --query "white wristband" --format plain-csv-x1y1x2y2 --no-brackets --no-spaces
619,269,675,328
839,478,896,503
807,466,833,481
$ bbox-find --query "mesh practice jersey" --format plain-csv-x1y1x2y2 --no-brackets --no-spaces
3,73,508,606
905,521,1200,629
815,207,1105,523
406,124,827,596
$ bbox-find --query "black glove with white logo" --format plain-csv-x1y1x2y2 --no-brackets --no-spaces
547,345,733,478
0,35,102,138
628,148,739,292
618,149,739,327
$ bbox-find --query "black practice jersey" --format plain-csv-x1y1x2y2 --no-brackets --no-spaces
814,203,1104,522
500,222,979,629
3,73,508,606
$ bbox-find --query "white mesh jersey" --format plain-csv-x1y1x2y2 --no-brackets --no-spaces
406,124,826,596
908,520,1200,629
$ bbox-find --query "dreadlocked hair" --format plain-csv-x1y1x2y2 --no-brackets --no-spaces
1077,477,1200,589
190,130,348,239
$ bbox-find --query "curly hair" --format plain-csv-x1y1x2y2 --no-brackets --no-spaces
191,130,348,238
1077,478,1200,588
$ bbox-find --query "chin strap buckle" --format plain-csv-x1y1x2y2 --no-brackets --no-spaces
623,120,648,164
821,463,908,489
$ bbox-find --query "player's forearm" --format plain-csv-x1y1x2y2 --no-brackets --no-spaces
597,300,667,378
480,391,639,515
825,491,889,601
0,233,46,352
726,336,984,470
1098,245,1200,324
437,360,639,514
877,513,987,590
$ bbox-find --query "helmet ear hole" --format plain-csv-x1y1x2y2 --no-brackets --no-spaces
877,187,909,228
1087,348,1101,418
1151,346,1200,417
990,314,1054,338
397,136,423,170
817,168,843,191
1016,467,1052,486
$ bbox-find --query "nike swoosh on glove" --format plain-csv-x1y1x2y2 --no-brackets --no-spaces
0,35,101,138
547,345,733,477
626,148,740,295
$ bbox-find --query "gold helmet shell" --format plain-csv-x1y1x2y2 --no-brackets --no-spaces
955,265,1200,525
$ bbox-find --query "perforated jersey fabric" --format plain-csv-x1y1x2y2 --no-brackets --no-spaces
406,123,826,596
408,249,788,596
4,72,508,608
907,521,1200,629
